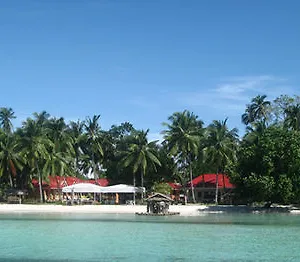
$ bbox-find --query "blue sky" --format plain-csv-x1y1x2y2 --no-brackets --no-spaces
1,1,299,140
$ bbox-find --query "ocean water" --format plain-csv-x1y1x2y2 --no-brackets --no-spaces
0,212,300,262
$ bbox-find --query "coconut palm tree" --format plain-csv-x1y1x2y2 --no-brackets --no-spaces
243,120,267,144
0,131,23,187
284,104,300,131
205,118,238,205
33,111,50,127
0,107,16,134
121,129,161,202
43,117,75,180
162,110,204,203
83,115,104,179
242,95,271,126
67,120,86,173
18,118,53,202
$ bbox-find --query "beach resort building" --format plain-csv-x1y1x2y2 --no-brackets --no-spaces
188,174,235,203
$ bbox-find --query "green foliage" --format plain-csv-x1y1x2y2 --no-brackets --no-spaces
2,94,300,205
242,95,271,126
121,129,161,192
0,107,16,134
151,182,172,195
237,125,300,204
276,174,293,204
162,110,204,202
242,174,275,203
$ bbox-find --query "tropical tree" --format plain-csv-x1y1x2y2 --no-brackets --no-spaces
83,115,104,179
121,129,161,202
243,120,267,144
205,118,238,205
162,110,204,203
43,117,75,182
33,111,50,127
0,131,23,187
104,123,137,184
284,104,300,131
242,95,271,126
18,118,53,202
236,126,300,204
67,120,86,173
272,95,299,124
0,107,16,134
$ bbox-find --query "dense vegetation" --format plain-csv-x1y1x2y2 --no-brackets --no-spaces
0,94,300,204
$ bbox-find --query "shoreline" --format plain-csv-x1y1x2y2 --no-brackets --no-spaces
0,204,206,216
0,204,299,216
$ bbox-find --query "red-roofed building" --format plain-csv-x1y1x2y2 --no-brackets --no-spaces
32,176,109,202
187,174,235,203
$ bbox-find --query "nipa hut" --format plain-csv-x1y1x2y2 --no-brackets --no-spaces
146,193,173,214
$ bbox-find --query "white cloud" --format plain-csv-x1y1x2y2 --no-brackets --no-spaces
215,75,285,100
178,75,294,110
172,75,297,133
122,75,297,135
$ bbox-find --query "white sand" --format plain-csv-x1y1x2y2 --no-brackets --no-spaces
0,204,207,216
2,204,297,216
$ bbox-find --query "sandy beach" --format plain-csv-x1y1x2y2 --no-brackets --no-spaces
0,204,298,216
0,204,207,216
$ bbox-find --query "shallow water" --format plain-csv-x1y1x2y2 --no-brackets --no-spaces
0,212,299,261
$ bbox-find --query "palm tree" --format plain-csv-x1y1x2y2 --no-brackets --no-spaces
84,115,104,179
19,118,52,202
205,118,238,205
0,131,23,187
121,129,161,202
46,117,74,155
284,104,300,131
67,120,86,173
162,110,204,203
0,107,16,134
33,111,50,127
243,120,267,144
242,95,271,126
43,117,75,189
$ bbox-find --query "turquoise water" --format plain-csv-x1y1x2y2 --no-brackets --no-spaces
0,212,300,261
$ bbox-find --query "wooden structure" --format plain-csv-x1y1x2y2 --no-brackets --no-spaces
136,193,180,216
6,189,28,204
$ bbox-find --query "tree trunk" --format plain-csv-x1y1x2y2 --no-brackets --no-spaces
133,173,136,205
9,173,13,188
215,172,219,205
92,152,97,180
190,164,196,203
36,163,43,203
141,170,144,200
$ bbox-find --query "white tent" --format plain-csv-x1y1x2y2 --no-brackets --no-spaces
101,184,145,194
62,183,104,193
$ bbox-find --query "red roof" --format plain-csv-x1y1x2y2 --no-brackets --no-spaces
32,176,109,189
188,174,234,189
168,182,182,190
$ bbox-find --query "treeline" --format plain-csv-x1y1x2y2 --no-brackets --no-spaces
0,94,300,204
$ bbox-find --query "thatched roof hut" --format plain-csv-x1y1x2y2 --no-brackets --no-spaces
146,193,173,214
147,193,173,203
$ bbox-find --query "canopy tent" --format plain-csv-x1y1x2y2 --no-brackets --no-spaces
101,184,145,194
62,183,104,193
